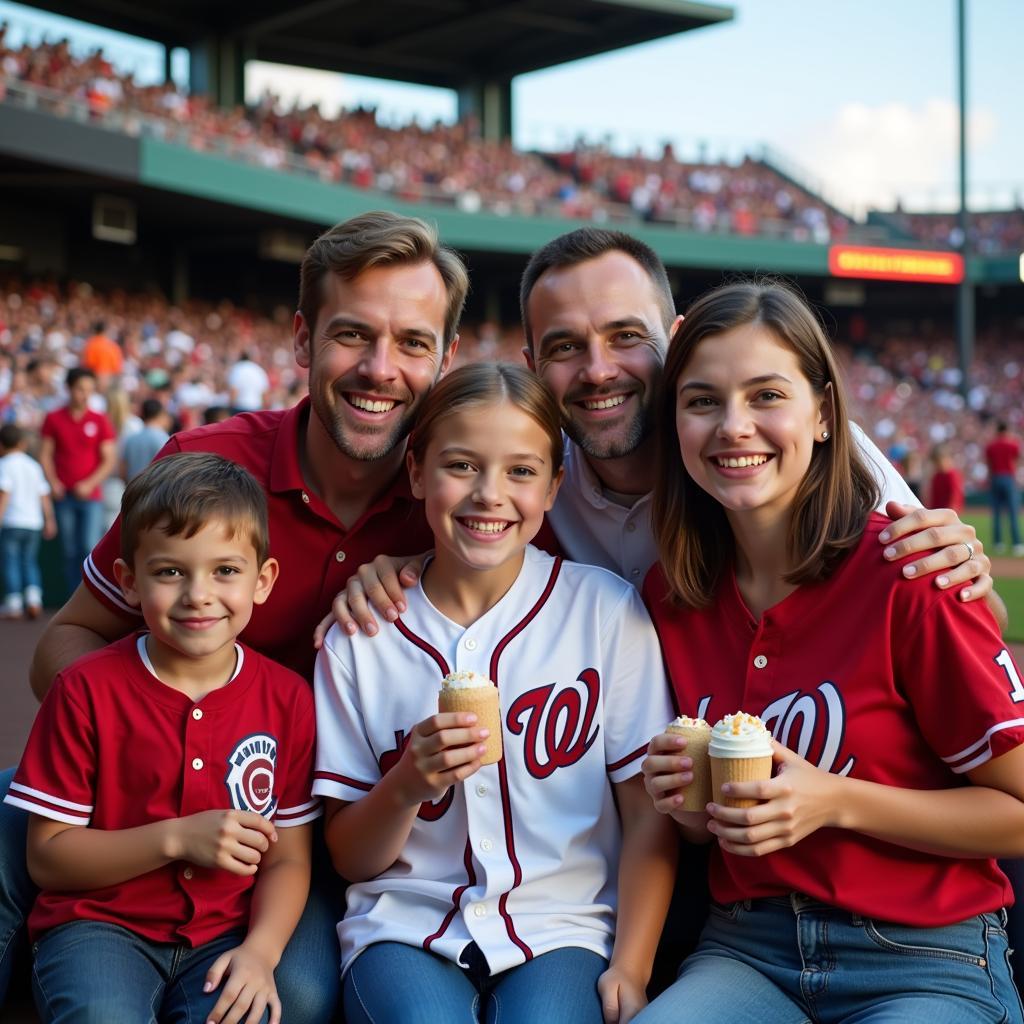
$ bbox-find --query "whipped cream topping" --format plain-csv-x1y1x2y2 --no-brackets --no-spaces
440,670,494,690
709,712,773,758
668,715,710,730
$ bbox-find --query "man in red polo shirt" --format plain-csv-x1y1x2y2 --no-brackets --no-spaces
38,367,116,599
3,210,468,1019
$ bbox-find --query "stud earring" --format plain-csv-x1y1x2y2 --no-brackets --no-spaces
821,431,830,441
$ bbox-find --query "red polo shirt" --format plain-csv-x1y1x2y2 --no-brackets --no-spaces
6,634,320,945
986,436,1020,477
83,398,434,681
41,406,115,500
644,514,1024,927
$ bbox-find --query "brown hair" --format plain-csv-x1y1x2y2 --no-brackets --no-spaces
519,227,676,351
408,362,563,476
653,280,879,608
298,210,469,348
120,452,270,565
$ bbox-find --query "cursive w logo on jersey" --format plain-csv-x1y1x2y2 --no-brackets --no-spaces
507,669,601,779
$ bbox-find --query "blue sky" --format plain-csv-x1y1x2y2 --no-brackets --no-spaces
2,0,1021,217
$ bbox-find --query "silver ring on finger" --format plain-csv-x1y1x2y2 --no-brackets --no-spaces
963,540,975,561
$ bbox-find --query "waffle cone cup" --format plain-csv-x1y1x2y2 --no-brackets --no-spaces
710,755,772,808
438,686,503,765
666,723,712,811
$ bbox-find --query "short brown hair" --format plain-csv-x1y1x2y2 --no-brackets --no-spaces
298,210,469,348
409,362,563,476
653,280,879,608
519,227,676,351
120,453,270,566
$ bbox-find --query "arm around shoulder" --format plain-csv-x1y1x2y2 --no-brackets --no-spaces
30,583,136,701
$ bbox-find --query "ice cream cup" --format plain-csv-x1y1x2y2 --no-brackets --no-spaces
708,712,773,809
438,671,502,765
665,716,712,811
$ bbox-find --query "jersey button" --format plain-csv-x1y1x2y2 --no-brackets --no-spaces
753,655,768,669
335,550,346,563
472,904,487,918
183,867,194,880
480,838,493,852
464,638,478,651
192,758,204,770
630,568,641,578
475,784,488,797
626,521,637,533
191,708,203,720
301,492,310,504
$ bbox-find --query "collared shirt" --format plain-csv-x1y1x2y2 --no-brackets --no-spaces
6,633,320,945
314,546,673,975
41,406,115,499
84,398,433,681
548,423,920,586
644,514,1023,927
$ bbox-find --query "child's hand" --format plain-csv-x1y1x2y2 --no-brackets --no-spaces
392,712,488,806
706,741,839,856
597,963,648,1024
640,732,708,830
43,519,57,541
169,810,277,876
203,941,281,1024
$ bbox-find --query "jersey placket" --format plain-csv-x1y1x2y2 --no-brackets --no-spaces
179,701,214,903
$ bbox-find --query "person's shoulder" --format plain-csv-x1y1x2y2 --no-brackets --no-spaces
56,635,139,698
543,548,635,603
242,644,313,705
172,406,292,467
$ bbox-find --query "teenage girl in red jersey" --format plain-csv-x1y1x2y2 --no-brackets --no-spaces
636,281,1024,1024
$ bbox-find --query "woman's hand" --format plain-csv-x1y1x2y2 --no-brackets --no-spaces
640,732,710,836
705,742,840,856
391,712,488,807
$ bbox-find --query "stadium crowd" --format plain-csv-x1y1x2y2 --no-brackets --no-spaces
1,276,1021,512
893,208,1024,256
1,28,846,241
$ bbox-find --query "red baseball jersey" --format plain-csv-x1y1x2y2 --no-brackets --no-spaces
644,513,1024,927
40,406,115,499
5,633,320,945
986,436,1021,477
82,398,434,681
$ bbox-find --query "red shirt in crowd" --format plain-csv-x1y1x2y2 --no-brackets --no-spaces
986,436,1021,477
40,406,115,500
644,514,1024,928
929,468,964,512
5,634,320,945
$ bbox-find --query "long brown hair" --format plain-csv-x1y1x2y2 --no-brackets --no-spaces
653,280,879,607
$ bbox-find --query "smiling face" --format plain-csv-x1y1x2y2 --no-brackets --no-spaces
408,400,562,584
675,321,832,525
525,251,675,461
114,518,278,682
294,261,456,462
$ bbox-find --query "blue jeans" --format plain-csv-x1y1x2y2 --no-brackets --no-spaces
32,921,268,1024
53,496,104,596
991,475,1022,547
0,767,343,1022
0,527,42,607
635,894,1023,1024
343,941,607,1024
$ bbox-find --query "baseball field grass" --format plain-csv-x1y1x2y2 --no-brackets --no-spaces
963,509,1024,644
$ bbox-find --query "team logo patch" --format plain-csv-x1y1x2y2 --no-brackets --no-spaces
225,734,278,818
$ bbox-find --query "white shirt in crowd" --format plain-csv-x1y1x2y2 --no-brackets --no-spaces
227,359,270,412
0,450,51,531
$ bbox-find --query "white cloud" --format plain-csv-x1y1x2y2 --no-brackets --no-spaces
794,99,996,217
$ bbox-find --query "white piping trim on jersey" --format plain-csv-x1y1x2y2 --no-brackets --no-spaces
83,553,139,615
943,717,1024,774
273,807,323,827
3,794,91,826
277,798,320,816
9,780,93,812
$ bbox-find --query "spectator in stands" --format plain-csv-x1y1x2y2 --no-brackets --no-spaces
80,319,123,385
986,421,1023,556
0,423,55,619
928,443,964,513
120,397,171,480
38,367,116,597
228,350,271,412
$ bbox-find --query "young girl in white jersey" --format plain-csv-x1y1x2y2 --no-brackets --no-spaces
313,363,676,1024
637,281,1024,1024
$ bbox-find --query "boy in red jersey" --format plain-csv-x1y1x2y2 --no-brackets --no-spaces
5,453,319,1024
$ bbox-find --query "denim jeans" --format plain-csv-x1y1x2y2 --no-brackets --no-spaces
991,475,1022,547
343,941,607,1024
53,495,104,596
0,527,43,609
634,894,1023,1024
0,767,343,1022
32,921,268,1024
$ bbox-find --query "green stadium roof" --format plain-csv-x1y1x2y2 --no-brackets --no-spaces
22,0,734,88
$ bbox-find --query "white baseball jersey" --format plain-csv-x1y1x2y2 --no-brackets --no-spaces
313,545,673,976
548,422,919,583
